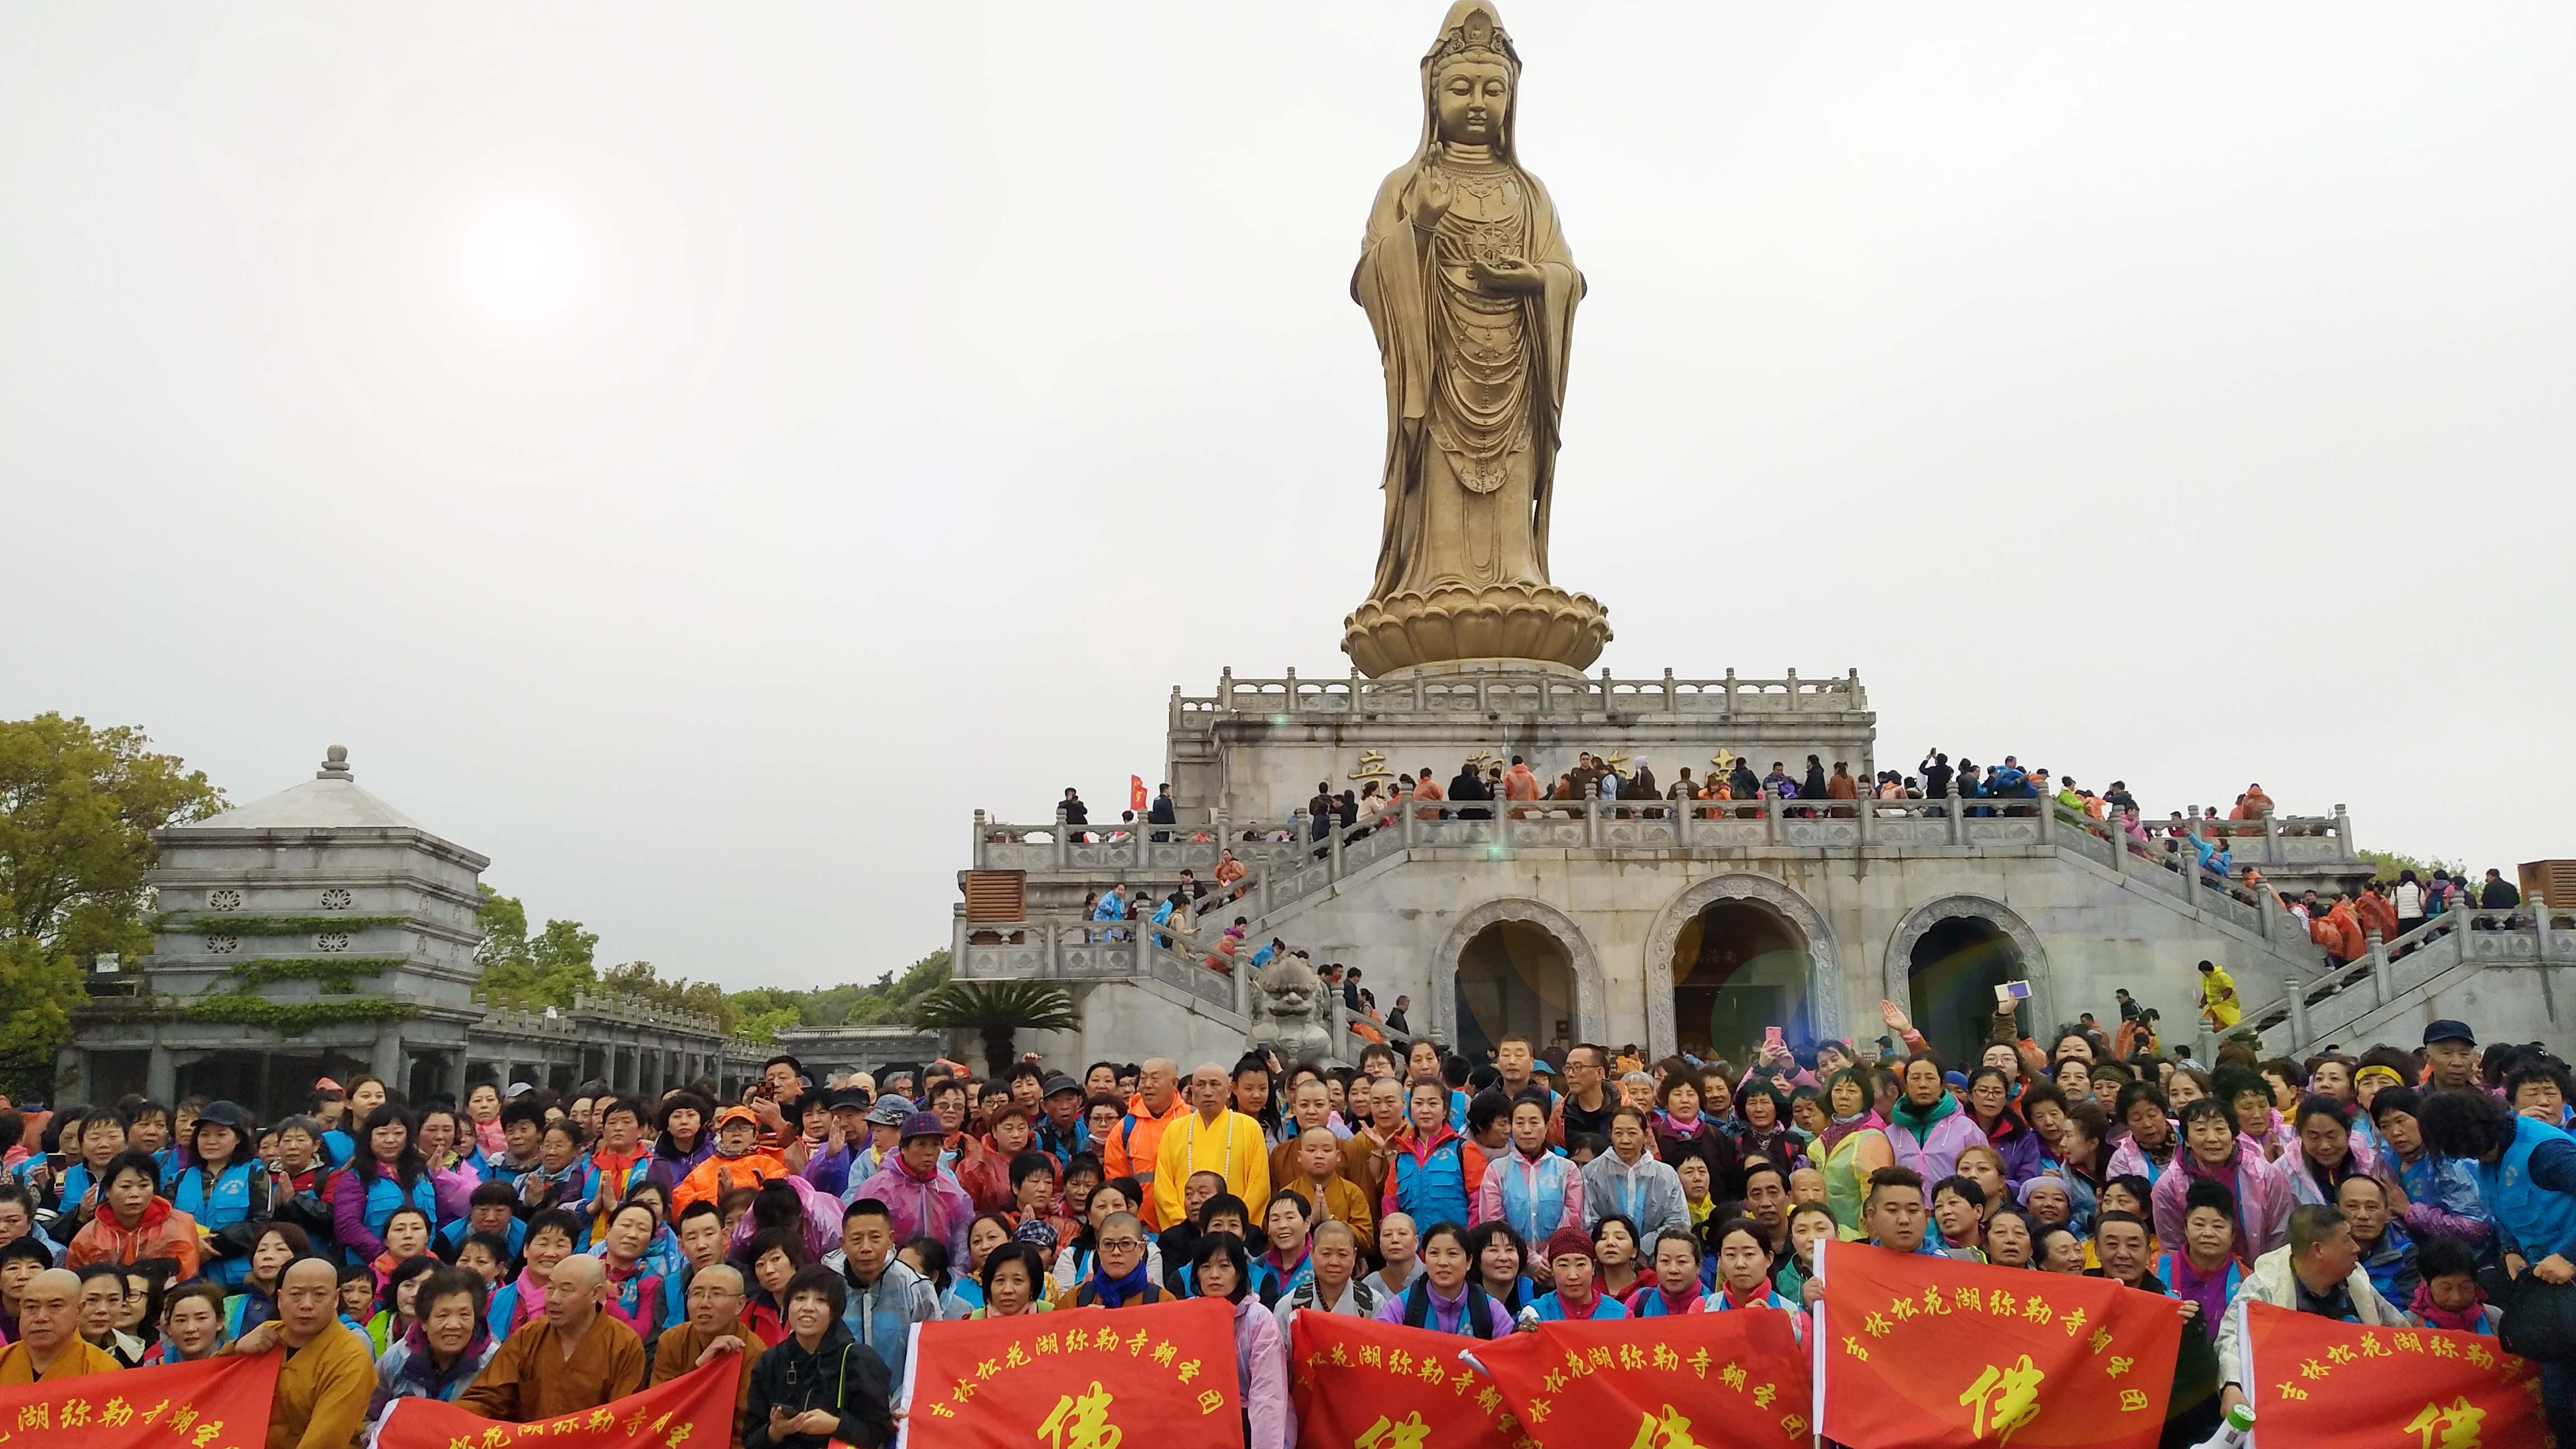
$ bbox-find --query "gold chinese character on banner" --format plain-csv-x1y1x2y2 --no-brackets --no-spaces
1360,1402,1442,1433
2404,1397,2486,1449
1038,1381,1122,1449
1959,1356,2045,1444
1624,1405,1703,1449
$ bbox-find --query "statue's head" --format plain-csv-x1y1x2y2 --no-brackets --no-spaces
1421,2,1519,158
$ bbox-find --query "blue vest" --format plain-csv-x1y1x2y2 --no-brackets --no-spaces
1392,1139,1470,1228
1496,1153,1575,1242
2477,1116,2576,1261
173,1162,261,1286
360,1168,439,1242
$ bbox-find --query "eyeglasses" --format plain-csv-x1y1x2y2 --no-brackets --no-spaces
1097,1238,1145,1252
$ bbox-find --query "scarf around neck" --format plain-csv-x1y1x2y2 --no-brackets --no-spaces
1891,1091,1960,1134
1090,1257,1153,1308
2411,1280,2487,1332
1819,1109,1885,1157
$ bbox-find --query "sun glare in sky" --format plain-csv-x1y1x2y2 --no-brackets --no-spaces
452,190,597,341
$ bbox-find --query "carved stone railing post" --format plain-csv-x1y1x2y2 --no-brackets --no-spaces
1585,791,1601,849
1329,816,1345,882
972,809,988,870
1404,794,1419,850
1054,808,1069,871
2332,803,2352,853
2039,798,2057,847
2106,815,2124,877
1285,667,1300,715
1217,666,1235,712
2534,896,2554,962
1949,791,1967,846
2261,811,2281,863
1661,668,1677,712
1044,919,1062,976
1786,669,1801,713
2364,931,2389,1007
1765,790,1783,846
1722,668,1738,716
2285,958,2310,1050
1232,952,1251,1019
1259,859,1273,918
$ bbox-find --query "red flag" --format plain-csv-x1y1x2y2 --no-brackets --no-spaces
899,1298,1240,1449
2238,1299,2549,1445
378,1358,736,1449
1130,775,1150,811
1477,1310,1814,1449
1816,1239,2182,1448
1288,1312,1518,1449
0,1351,279,1449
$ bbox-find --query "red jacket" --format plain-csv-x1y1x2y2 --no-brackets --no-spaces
68,1195,202,1279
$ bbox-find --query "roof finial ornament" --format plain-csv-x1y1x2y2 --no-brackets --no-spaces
316,745,353,782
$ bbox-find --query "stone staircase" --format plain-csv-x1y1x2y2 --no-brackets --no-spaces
2241,905,2576,1054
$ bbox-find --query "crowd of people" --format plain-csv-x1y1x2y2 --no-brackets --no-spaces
3,1005,2571,1446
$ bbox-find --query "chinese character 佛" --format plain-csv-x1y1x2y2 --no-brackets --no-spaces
1038,1381,1122,1449
1959,1356,2045,1445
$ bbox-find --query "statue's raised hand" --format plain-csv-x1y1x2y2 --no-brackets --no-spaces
1471,254,1545,295
1406,164,1453,231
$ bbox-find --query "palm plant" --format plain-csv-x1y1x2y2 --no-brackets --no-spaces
909,980,1081,1077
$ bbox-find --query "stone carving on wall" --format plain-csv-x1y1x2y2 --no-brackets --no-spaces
1880,894,2052,1027
1642,874,1845,1058
1342,2,1609,676
1431,897,1606,1051
1247,952,1336,1063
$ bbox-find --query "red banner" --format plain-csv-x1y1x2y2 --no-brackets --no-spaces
1288,1312,1518,1449
1476,1309,1813,1449
0,1352,279,1449
1816,1239,2182,1448
378,1359,737,1449
2238,1299,2549,1446
899,1297,1241,1449
1130,776,1150,811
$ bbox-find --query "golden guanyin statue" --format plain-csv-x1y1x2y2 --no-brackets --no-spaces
1342,1,1611,678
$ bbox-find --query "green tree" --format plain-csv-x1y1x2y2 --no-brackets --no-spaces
2358,848,2465,884
0,715,224,1096
472,884,599,1011
910,979,1078,1077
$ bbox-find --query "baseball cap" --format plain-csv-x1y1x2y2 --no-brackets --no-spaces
2423,1020,2477,1048
1042,1073,1082,1099
865,1096,913,1127
899,1111,946,1143
714,1105,760,1129
505,1082,536,1097
823,1087,871,1111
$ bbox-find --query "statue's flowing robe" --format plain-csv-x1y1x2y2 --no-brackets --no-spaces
1354,162,1581,602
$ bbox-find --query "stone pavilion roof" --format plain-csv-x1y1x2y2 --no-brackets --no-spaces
181,745,424,831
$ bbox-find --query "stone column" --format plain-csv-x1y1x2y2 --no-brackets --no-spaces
371,1031,405,1088
146,1042,178,1105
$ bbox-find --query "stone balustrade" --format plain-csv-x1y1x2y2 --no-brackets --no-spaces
1171,667,1869,728
956,920,1251,1022
973,795,2358,884
2247,904,2576,1052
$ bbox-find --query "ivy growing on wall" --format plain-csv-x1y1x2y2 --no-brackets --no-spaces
178,995,417,1034
219,957,405,993
160,914,410,935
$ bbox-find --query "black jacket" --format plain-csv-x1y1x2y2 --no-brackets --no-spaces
745,1323,894,1449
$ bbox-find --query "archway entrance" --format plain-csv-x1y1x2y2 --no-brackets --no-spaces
1671,901,1812,1063
1454,921,1575,1061
1907,915,2024,1067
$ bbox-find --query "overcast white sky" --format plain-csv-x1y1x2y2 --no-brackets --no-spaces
6,4,2570,989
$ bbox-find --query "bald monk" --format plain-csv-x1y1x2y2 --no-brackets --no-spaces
461,1254,646,1421
652,1263,763,1448
0,1268,121,1381
227,1256,377,1449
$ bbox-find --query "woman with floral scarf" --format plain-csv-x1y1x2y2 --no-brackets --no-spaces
1815,1069,1892,1239
1650,1073,1744,1202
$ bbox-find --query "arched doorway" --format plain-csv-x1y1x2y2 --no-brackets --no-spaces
1453,921,1575,1062
1670,901,1813,1064
1907,916,2024,1068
